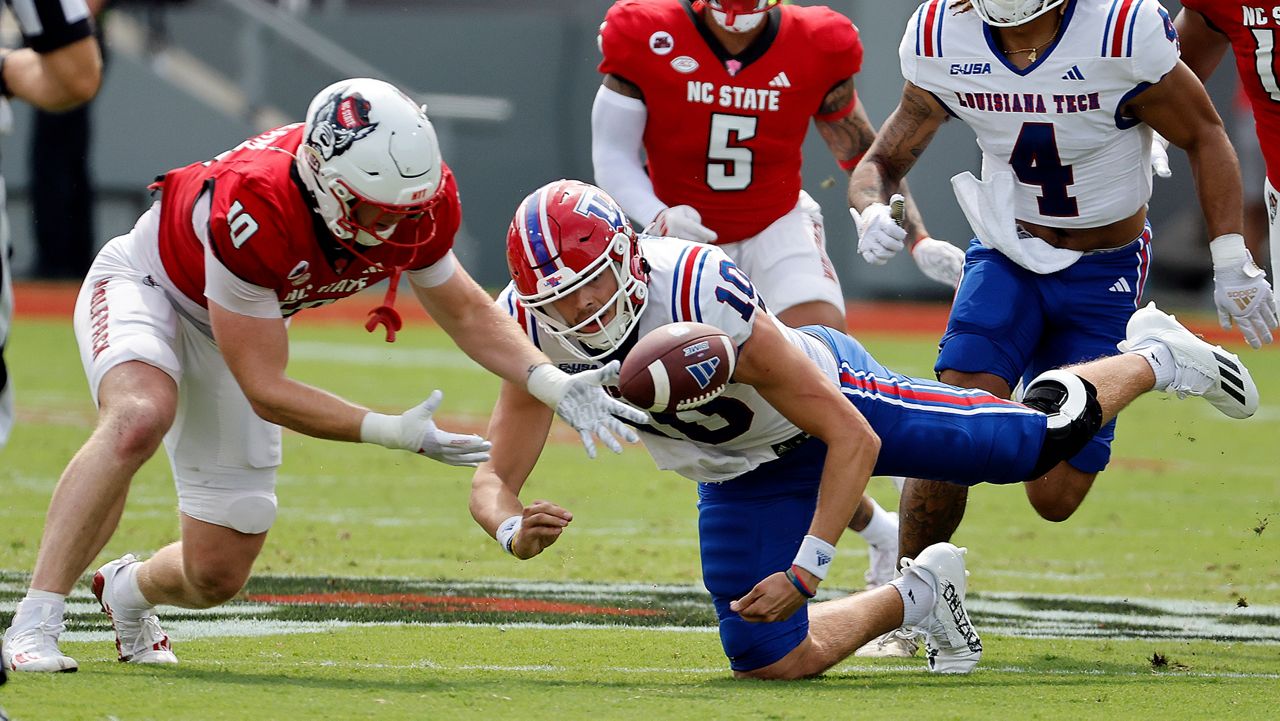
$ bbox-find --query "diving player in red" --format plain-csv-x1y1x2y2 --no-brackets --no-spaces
591,0,959,605
1176,1,1280,314
1,78,644,674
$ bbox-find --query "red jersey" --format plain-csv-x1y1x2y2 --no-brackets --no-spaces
153,124,459,317
1182,0,1280,185
598,0,862,244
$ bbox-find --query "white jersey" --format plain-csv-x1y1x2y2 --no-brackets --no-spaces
497,236,839,484
903,0,1179,228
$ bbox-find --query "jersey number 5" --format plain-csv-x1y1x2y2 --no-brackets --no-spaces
706,113,756,191
1250,28,1280,102
1009,122,1079,218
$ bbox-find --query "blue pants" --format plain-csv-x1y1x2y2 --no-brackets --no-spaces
699,326,1048,671
936,229,1152,472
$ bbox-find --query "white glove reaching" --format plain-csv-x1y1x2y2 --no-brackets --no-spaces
645,205,718,243
911,237,966,287
360,390,492,466
852,198,908,265
526,362,648,458
1211,234,1279,348
1150,132,1172,179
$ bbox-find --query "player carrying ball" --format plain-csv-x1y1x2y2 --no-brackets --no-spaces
469,180,1259,679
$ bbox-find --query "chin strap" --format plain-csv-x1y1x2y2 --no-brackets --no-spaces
365,265,404,343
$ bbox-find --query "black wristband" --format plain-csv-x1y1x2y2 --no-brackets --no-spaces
786,566,816,599
0,52,10,99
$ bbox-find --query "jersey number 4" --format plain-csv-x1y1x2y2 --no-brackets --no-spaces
706,113,756,191
1009,122,1079,218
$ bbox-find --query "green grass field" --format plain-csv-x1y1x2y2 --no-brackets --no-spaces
1,315,1279,720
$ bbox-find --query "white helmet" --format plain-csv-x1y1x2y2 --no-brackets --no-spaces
701,1,777,33
969,0,1066,27
296,78,445,248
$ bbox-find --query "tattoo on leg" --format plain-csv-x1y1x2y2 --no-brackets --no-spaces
898,477,969,563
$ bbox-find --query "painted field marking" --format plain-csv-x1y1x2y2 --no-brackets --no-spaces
11,573,1277,646
170,658,1280,680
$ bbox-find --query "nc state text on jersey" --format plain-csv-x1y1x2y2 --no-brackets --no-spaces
687,82,781,112
1242,6,1280,25
953,91,1102,114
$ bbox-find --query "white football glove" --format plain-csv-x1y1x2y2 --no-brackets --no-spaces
1149,132,1172,179
1211,234,1279,349
911,237,966,287
360,390,492,466
645,205,718,243
851,200,908,265
526,362,647,459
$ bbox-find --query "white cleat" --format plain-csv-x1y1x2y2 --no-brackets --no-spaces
2,612,78,673
864,512,901,590
901,542,982,674
854,628,920,658
92,555,177,665
1119,302,1259,419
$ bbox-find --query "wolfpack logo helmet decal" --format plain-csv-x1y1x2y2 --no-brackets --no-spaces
307,91,379,161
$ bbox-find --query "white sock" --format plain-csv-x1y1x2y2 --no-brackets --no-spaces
857,497,897,549
890,568,935,627
10,589,67,631
1127,341,1175,391
111,561,153,618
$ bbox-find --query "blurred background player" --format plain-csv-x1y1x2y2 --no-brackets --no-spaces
29,0,108,282
849,0,1276,567
471,179,1257,679
1,79,642,674
0,0,103,451
1175,1,1280,286
592,0,965,593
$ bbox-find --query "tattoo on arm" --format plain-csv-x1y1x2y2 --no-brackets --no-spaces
814,79,877,172
847,83,945,210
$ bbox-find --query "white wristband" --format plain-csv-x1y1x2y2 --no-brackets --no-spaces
792,534,837,580
360,412,400,449
496,515,522,556
526,363,568,409
1209,233,1248,268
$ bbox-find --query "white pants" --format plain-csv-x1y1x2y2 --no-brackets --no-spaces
716,191,845,316
73,209,281,534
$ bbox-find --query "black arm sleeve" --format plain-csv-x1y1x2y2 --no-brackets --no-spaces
6,0,94,53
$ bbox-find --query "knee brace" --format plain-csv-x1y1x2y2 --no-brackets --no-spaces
1021,370,1103,480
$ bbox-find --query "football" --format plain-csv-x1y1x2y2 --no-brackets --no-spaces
618,322,736,414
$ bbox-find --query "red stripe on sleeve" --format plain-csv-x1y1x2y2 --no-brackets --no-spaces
1110,0,1135,57
922,0,940,56
679,247,703,322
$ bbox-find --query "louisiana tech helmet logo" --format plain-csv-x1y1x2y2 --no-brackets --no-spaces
308,91,378,161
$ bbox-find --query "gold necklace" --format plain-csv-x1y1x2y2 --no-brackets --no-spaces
1001,14,1063,62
